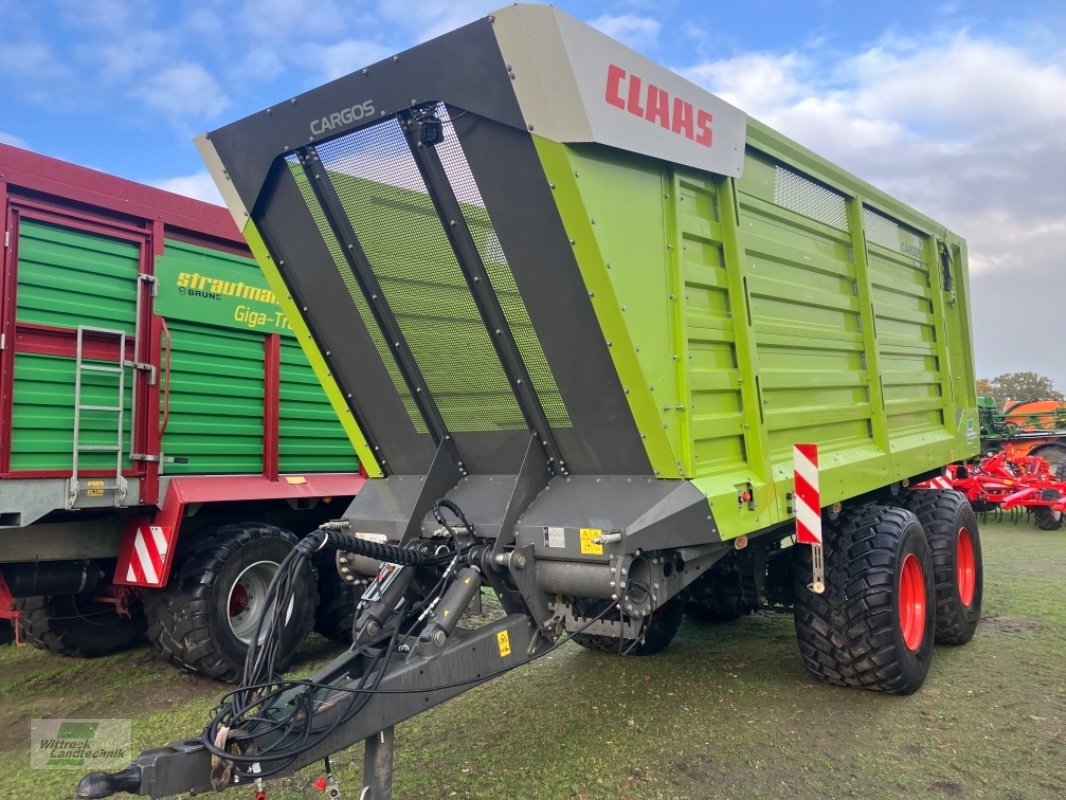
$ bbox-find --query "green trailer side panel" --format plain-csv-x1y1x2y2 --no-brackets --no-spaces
738,152,874,457
240,220,382,477
279,339,358,473
535,147,685,467
534,135,978,540
156,238,357,475
11,219,139,472
533,138,682,479
15,219,139,332
10,353,133,472
161,321,264,474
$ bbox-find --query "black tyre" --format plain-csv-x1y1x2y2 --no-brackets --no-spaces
15,593,146,657
145,523,316,681
684,559,747,623
573,597,684,656
1032,444,1066,476
0,618,15,645
898,490,982,644
793,504,935,695
685,596,744,624
313,552,362,643
1033,494,1065,531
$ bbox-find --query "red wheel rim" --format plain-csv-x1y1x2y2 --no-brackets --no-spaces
229,583,249,618
898,553,926,652
956,527,976,607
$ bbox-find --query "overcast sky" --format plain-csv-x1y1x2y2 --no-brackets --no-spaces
2,0,1064,390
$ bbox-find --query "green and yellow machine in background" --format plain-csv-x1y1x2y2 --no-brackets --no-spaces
79,6,982,799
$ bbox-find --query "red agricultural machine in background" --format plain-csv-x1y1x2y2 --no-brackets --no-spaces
933,448,1066,530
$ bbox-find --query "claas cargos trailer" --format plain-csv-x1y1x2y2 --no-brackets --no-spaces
77,5,981,798
0,144,364,679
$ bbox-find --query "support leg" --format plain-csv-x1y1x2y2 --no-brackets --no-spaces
362,726,395,800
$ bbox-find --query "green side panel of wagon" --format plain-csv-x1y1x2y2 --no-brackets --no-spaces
279,338,357,473
10,219,137,472
534,128,978,540
154,239,355,474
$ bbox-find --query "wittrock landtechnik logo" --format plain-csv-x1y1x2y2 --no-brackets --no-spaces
31,719,131,770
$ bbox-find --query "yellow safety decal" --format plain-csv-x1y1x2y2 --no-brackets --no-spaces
285,476,307,485
497,630,512,658
87,480,104,498
580,528,604,555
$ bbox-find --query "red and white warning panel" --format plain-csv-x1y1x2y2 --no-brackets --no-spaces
914,475,952,491
793,444,822,544
116,525,176,587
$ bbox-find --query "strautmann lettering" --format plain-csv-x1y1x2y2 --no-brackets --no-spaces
174,271,291,332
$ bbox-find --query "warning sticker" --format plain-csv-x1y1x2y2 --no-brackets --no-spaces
579,528,603,555
86,480,105,498
545,526,565,548
497,630,512,658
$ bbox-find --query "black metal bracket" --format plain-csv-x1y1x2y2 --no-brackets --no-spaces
89,614,548,799
398,106,566,477
400,439,462,546
297,145,463,472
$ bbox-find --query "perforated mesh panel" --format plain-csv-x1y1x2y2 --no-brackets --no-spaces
287,158,425,430
288,107,571,434
433,104,570,428
863,207,925,259
773,165,848,231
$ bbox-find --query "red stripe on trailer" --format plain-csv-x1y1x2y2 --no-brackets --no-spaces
793,444,822,545
120,525,174,587
911,475,953,491
112,473,365,588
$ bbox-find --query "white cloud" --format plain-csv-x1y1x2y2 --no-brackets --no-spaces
94,30,173,82
239,0,346,40
683,53,809,116
0,41,69,82
0,131,27,148
151,171,224,206
131,63,229,121
375,0,499,43
231,47,286,85
847,34,1066,135
299,39,392,81
57,0,149,33
590,13,661,50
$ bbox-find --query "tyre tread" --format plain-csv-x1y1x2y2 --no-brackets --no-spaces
793,504,932,694
145,523,314,681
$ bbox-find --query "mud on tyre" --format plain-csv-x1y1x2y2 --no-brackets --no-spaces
573,596,684,656
145,523,316,681
15,591,146,657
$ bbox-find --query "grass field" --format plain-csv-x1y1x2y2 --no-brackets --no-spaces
2,517,1064,800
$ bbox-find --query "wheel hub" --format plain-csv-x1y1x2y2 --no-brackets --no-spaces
956,527,976,607
898,553,926,652
227,560,279,644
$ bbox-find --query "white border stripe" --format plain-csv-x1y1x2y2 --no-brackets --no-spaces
150,526,168,558
133,532,159,585
796,504,822,540
794,450,819,489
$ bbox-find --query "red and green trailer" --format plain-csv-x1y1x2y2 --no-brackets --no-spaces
0,143,364,679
